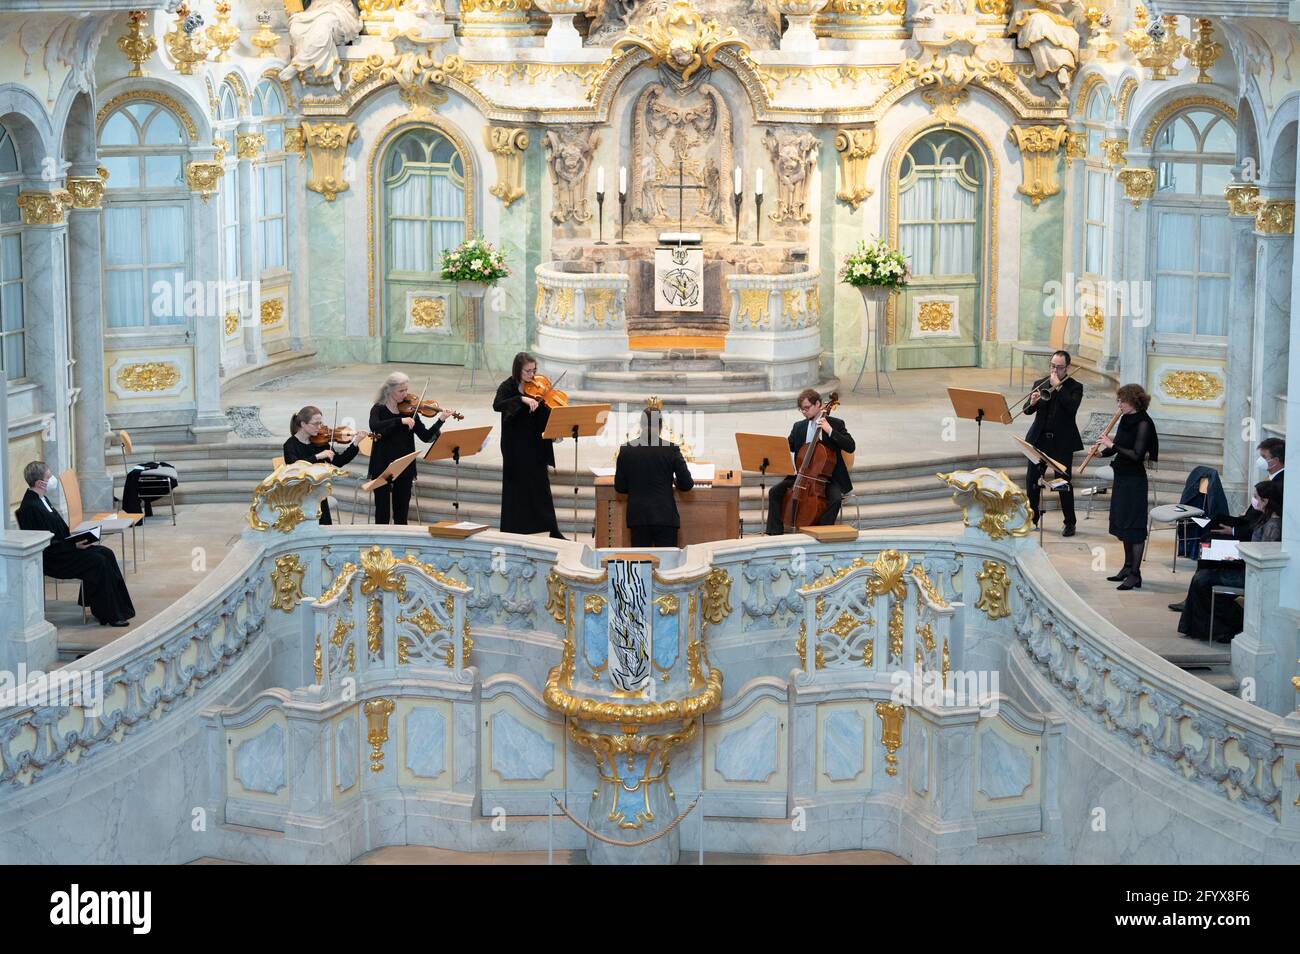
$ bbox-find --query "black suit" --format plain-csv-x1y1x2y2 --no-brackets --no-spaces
1216,468,1285,539
1022,375,1083,528
16,489,135,625
766,415,856,534
614,442,694,547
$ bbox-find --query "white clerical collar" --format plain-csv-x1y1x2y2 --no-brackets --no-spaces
39,496,53,513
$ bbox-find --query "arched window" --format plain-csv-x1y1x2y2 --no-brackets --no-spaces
898,131,980,277
98,101,190,328
0,124,24,377
217,83,241,284
251,78,286,273
1150,108,1236,337
1082,86,1115,277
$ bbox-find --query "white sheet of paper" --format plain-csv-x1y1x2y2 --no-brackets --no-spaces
1190,517,1211,528
687,462,716,482
1201,539,1240,561
590,466,617,478
448,521,486,530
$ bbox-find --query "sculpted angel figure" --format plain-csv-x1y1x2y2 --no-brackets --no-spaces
1009,0,1082,92
543,128,599,224
279,0,363,91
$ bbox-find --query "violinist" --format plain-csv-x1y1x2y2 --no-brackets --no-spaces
368,372,453,525
282,405,368,525
765,388,856,535
493,352,563,538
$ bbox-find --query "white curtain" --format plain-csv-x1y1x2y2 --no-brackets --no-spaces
105,207,144,327
899,176,933,276
899,173,976,276
389,173,428,272
1154,211,1195,335
429,172,464,258
936,175,976,276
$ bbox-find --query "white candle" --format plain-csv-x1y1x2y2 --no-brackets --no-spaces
619,166,627,195
755,168,763,196
734,166,742,195
596,166,605,194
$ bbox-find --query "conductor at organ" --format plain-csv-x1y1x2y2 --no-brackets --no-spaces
613,402,694,548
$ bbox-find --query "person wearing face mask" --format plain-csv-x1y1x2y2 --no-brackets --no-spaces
15,461,135,627
1177,480,1283,643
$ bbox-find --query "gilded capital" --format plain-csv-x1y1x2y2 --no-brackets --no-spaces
16,190,72,225
236,132,266,160
1098,137,1127,168
1116,167,1155,208
834,127,877,210
1009,125,1067,207
1255,199,1295,235
302,121,358,201
65,176,106,210
185,160,223,202
1223,182,1261,218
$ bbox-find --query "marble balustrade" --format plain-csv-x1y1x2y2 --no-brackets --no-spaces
532,262,630,382
2,478,1299,862
724,268,822,390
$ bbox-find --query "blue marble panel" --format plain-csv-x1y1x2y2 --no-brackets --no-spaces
714,713,778,783
582,606,607,670
490,710,554,781
910,722,928,796
405,707,447,779
234,722,286,795
979,730,1032,801
822,709,865,783
653,606,679,670
335,715,357,792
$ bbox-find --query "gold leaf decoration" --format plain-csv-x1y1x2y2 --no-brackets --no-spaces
115,362,181,393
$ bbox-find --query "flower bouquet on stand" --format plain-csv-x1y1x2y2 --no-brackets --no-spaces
441,236,509,298
840,237,910,394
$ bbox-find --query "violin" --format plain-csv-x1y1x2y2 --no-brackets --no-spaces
309,424,358,446
521,371,568,409
397,397,465,420
781,391,842,533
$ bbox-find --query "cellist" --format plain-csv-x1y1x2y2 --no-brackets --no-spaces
765,388,856,535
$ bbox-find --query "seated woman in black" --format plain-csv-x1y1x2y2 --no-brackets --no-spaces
282,404,369,525
368,372,452,524
16,461,135,627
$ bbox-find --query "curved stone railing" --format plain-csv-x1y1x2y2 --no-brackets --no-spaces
534,261,630,332
723,267,821,389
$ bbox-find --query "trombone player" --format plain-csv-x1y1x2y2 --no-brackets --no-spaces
1022,350,1083,536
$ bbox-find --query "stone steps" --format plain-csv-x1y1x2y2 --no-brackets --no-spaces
565,383,839,411
582,369,769,392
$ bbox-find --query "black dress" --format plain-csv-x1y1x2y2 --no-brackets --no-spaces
282,435,360,525
1100,410,1159,543
494,377,562,538
367,404,442,525
16,490,135,625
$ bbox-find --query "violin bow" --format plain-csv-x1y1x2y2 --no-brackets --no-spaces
331,400,340,449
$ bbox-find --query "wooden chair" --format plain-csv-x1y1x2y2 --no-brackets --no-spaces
119,429,177,526
1010,313,1068,388
61,468,142,571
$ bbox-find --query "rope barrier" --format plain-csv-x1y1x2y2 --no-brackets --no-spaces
550,794,700,848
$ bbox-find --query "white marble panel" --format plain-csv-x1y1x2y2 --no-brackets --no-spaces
405,706,447,778
234,722,286,795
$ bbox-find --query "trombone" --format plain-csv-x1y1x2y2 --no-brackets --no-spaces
1008,366,1070,423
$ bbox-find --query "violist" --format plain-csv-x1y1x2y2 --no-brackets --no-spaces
282,404,368,525
494,352,563,538
369,371,452,525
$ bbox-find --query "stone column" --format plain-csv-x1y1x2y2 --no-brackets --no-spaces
1115,183,1152,385
66,170,112,511
285,125,309,352
1231,543,1293,716
189,179,231,444
237,126,266,369
16,189,72,474
1222,188,1259,501
0,529,59,673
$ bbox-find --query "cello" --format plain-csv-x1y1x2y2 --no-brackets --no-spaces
781,391,841,533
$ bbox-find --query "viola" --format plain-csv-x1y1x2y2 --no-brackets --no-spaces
781,391,842,533
397,397,465,420
521,372,568,409
309,424,358,446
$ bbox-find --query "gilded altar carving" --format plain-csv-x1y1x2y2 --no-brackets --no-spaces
737,288,769,328
1125,8,1187,81
236,132,266,160
460,0,532,35
922,88,969,124
887,54,1018,96
543,127,599,224
1098,137,1126,168
585,288,616,325
611,0,750,86
251,10,280,57
1082,5,1116,60
654,594,678,616
1223,183,1261,218
302,121,359,201
917,300,954,332
1159,370,1224,402
1009,125,1066,206
485,126,528,208
1116,167,1155,208
186,161,222,202
261,299,285,327
875,701,904,776
116,362,182,392
628,84,732,229
66,176,106,210
764,128,819,224
1256,200,1295,235
270,554,306,612
117,10,157,78
206,1,241,61
248,461,345,532
363,698,396,772
1115,77,1138,121
410,297,446,328
975,560,1011,620
164,5,209,75
814,0,906,38
937,468,1033,539
834,128,876,210
16,191,71,225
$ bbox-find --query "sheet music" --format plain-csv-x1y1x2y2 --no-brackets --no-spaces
1201,539,1240,561
687,462,716,482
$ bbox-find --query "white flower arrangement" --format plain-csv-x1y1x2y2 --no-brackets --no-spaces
441,236,509,285
839,237,910,290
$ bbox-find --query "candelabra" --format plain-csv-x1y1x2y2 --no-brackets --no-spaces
732,191,743,244
752,193,764,246
595,190,607,245
616,189,628,244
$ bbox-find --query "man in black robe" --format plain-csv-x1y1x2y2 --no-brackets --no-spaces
15,461,135,627
614,405,694,547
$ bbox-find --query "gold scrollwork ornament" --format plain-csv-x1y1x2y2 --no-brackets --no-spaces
1116,167,1155,209
363,698,396,772
270,554,306,612
974,560,1011,620
875,701,904,776
1009,125,1067,206
302,121,359,201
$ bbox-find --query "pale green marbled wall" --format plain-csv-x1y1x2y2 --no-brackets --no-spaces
821,127,871,381
307,192,380,363
1010,155,1065,366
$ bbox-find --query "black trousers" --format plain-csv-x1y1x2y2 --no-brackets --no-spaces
1177,562,1246,642
1026,458,1076,527
46,545,135,624
373,470,415,525
766,479,844,534
630,525,679,547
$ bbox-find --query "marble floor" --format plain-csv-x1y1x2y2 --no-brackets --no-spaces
195,846,907,864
